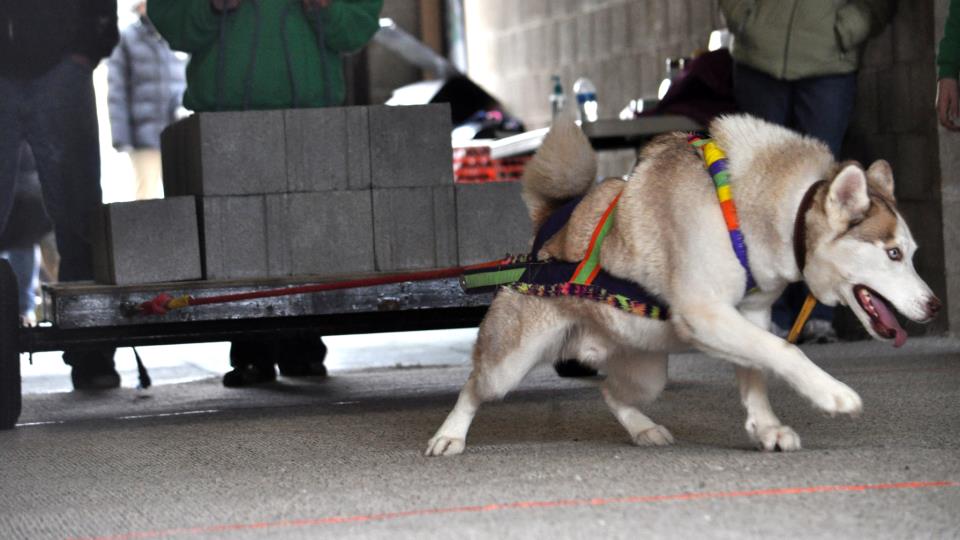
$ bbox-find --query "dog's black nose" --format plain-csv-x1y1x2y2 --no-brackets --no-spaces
926,296,942,318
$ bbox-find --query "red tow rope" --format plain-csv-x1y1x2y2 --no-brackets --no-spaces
128,259,510,317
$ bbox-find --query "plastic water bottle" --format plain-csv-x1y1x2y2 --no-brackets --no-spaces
549,75,565,118
573,77,598,123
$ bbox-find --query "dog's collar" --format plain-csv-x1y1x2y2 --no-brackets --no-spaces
792,180,828,277
688,133,758,293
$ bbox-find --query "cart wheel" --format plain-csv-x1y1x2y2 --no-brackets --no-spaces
0,258,22,430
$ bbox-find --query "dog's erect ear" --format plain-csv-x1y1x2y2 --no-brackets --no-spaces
826,164,870,230
866,159,895,198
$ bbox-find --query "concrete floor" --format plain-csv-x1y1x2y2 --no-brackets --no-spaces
2,334,959,539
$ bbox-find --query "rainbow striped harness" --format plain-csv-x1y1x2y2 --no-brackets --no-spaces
462,134,755,317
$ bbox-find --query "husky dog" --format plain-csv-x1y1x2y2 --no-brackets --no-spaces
427,115,941,455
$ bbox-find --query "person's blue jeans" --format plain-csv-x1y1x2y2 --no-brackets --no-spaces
732,62,857,331
0,58,114,368
0,247,38,317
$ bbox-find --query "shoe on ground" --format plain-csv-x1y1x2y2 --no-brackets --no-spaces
276,335,328,378
800,319,839,344
554,359,598,378
71,366,121,391
222,363,277,387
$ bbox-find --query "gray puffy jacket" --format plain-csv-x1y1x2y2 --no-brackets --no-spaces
108,17,187,150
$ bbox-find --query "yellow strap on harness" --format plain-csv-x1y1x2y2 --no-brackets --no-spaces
786,293,818,344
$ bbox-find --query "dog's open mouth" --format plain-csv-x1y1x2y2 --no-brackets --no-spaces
854,285,906,348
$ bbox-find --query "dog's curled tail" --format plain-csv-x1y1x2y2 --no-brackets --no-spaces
522,119,597,228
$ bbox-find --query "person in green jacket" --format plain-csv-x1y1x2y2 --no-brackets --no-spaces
719,0,895,342
148,0,382,387
148,0,381,112
938,0,960,130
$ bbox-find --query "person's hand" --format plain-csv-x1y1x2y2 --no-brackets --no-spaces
936,78,959,131
210,0,242,12
302,0,331,11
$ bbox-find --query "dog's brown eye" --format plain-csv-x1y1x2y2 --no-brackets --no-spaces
887,247,902,261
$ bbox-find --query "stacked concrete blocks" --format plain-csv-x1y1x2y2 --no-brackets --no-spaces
373,186,457,272
93,196,202,285
455,181,533,266
367,103,458,271
161,103,456,280
162,110,287,196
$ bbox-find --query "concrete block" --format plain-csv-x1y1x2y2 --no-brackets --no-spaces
93,197,202,285
456,181,533,266
592,8,611,60
609,4,629,54
199,195,269,279
368,104,453,188
164,111,286,196
285,107,348,192
576,13,593,62
345,107,372,190
284,191,375,276
372,186,457,272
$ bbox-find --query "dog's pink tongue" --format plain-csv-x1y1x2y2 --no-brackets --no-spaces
873,296,907,348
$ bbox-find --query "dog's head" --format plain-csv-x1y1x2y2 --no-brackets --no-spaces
802,160,941,347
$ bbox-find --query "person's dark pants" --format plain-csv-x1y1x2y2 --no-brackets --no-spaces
732,63,857,331
0,58,115,369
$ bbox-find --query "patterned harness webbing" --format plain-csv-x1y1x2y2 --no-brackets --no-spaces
462,195,670,320
461,133,756,317
687,133,758,293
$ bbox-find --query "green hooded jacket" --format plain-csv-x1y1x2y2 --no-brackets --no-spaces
938,0,960,79
719,0,895,81
148,0,382,111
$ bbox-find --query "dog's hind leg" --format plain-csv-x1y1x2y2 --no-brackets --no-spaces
426,293,571,457
602,349,673,446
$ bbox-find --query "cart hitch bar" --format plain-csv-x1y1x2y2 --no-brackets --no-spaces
122,258,512,318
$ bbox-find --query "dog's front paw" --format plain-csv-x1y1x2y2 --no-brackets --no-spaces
808,379,863,417
749,423,802,452
632,424,674,446
425,435,465,457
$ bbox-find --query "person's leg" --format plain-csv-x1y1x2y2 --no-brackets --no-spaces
791,73,858,158
732,62,792,126
130,148,164,200
786,73,858,339
0,247,38,321
0,75,22,259
732,63,798,333
26,58,119,388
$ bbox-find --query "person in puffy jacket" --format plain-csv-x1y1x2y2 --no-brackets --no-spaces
720,0,895,342
108,1,187,200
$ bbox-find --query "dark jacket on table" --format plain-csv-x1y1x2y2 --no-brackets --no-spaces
0,0,118,78
108,16,187,150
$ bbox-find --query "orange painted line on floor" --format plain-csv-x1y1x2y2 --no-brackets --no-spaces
69,480,958,540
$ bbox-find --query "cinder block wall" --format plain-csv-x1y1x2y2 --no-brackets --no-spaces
463,0,954,336
463,0,723,177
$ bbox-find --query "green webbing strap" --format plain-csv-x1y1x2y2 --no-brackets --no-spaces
569,193,621,286
462,267,527,290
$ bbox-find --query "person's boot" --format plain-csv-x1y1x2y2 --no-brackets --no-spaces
276,334,328,378
223,339,277,387
65,348,120,391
